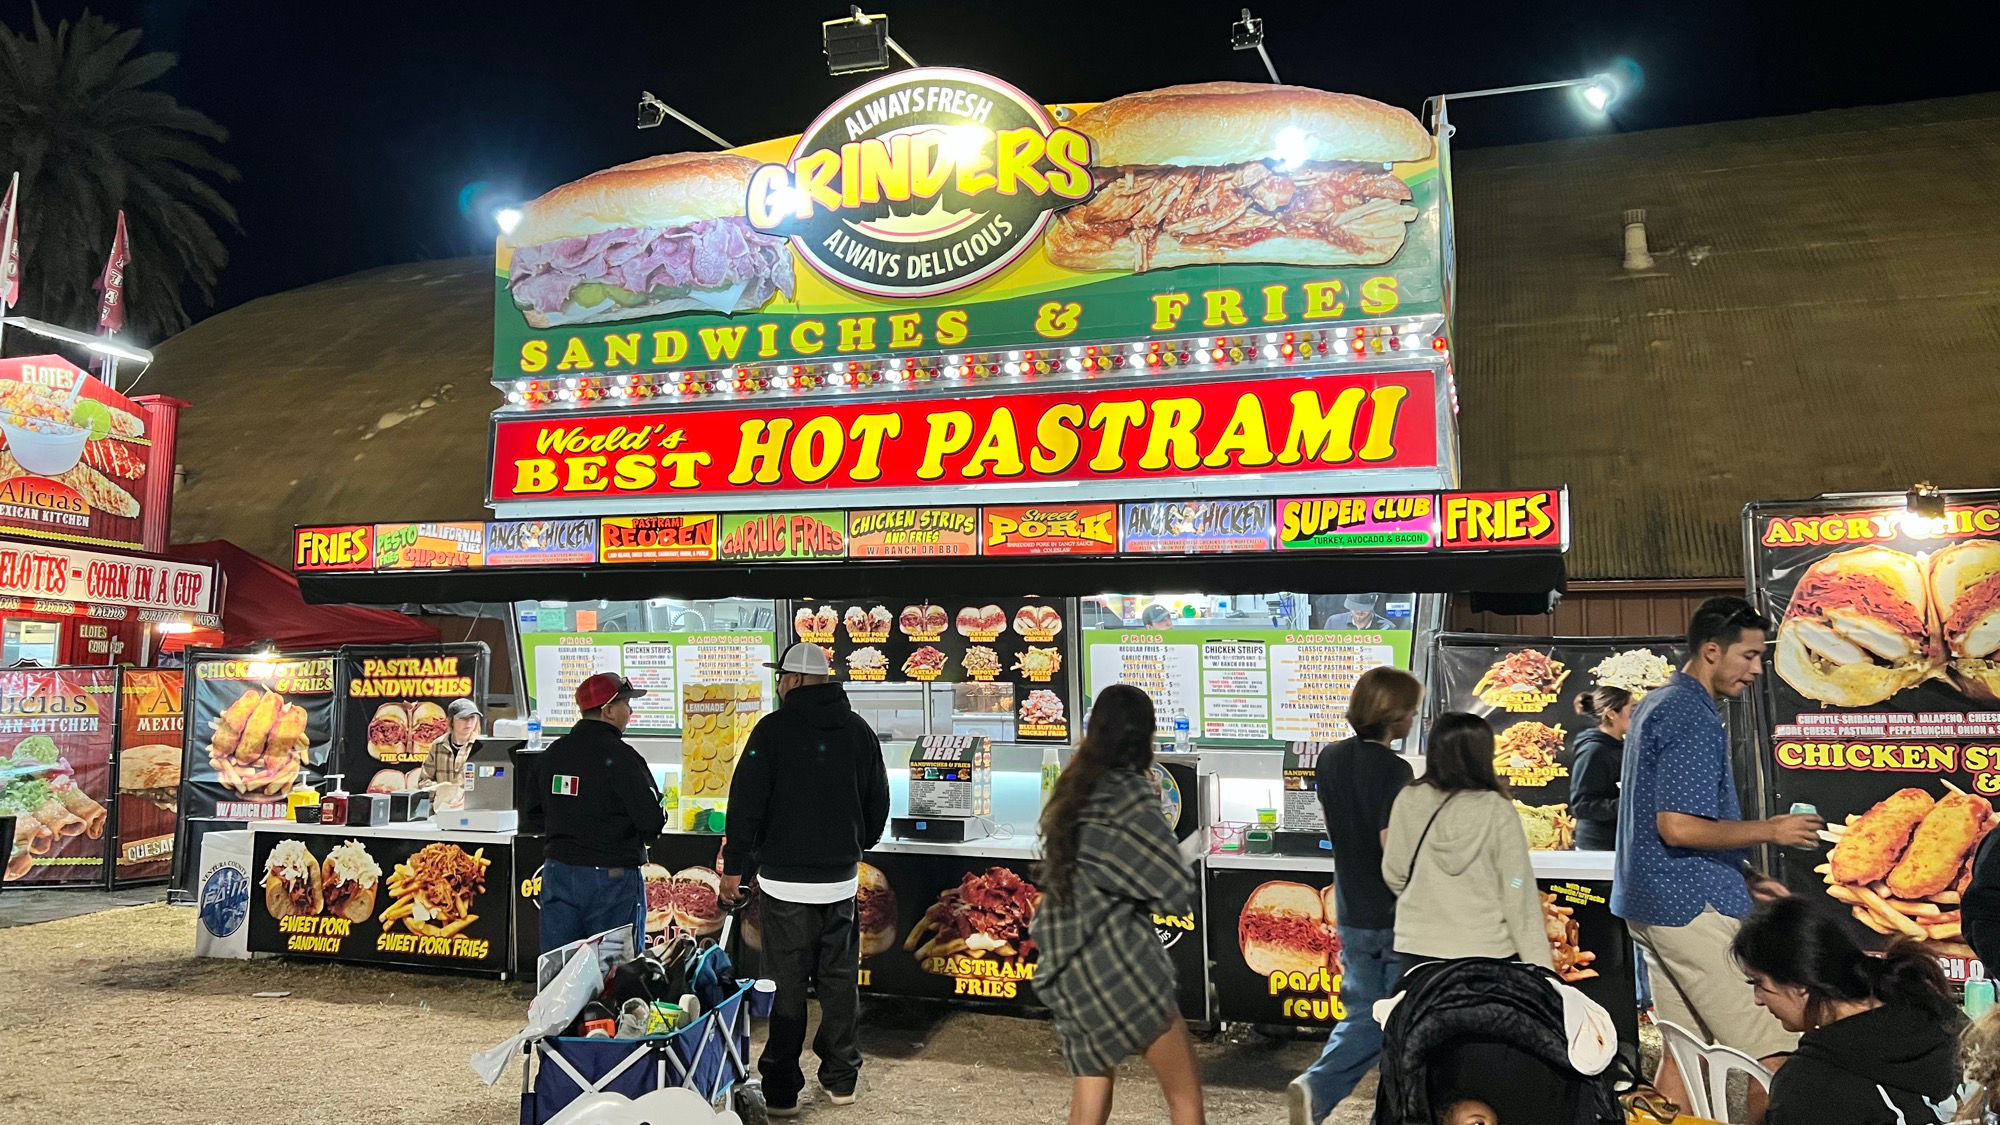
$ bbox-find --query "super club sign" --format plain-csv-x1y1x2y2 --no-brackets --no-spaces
490,371,1435,502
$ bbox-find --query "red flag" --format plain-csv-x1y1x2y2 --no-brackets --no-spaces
94,210,130,334
0,173,19,309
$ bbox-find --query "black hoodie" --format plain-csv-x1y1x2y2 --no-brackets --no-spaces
720,682,890,885
1567,729,1623,851
1766,1003,1962,1125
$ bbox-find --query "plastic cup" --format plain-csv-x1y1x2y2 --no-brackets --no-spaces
749,978,777,1019
1965,978,1996,1020
1256,807,1278,826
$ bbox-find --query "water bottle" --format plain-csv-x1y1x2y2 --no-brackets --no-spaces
1173,708,1191,752
526,711,544,751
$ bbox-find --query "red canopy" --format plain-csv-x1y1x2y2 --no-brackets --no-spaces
167,539,439,649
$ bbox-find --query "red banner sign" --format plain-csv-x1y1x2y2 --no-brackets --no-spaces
294,524,375,572
490,372,1437,504
0,355,150,550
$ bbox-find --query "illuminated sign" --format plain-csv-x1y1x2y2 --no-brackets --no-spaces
294,525,374,572
717,510,848,561
1440,490,1563,549
600,514,717,563
1120,500,1274,554
982,504,1119,556
1276,494,1437,550
847,507,978,558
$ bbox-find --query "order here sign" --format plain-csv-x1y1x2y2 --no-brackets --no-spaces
489,371,1437,503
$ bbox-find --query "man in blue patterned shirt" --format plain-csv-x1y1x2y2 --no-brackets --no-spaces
1612,596,1824,1120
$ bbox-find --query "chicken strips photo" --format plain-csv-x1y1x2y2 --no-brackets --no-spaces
1819,782,1994,955
1830,788,1934,885
1886,792,1994,900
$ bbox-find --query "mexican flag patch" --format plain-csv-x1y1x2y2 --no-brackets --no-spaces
552,774,580,796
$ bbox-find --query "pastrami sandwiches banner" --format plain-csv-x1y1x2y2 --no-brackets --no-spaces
1748,492,2000,979
494,71,1443,379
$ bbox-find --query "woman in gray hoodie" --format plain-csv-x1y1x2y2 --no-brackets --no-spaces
1381,712,1553,969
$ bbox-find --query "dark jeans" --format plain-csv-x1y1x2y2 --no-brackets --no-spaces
758,894,862,1104
1297,925,1401,1123
537,856,645,954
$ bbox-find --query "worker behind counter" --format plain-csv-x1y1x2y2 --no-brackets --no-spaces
524,672,666,954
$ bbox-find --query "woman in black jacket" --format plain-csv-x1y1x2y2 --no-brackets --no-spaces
1566,686,1632,852
1732,897,1962,1125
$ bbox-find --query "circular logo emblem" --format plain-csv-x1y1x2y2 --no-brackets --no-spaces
1152,762,1182,829
200,862,249,938
747,67,1093,298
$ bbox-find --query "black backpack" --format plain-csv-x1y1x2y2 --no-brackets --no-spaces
1372,957,1628,1125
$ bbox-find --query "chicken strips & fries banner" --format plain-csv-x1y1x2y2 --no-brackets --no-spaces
1429,634,1685,839
248,831,511,972
0,667,118,885
1749,493,2000,977
492,72,1444,380
184,652,336,822
0,356,151,550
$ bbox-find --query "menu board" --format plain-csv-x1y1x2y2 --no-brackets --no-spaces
182,652,338,823
338,644,489,783
788,598,1073,743
1750,495,2000,980
0,667,119,885
1430,634,1684,849
1084,627,1413,743
521,631,776,736
248,829,513,975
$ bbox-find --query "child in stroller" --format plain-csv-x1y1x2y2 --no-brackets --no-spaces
1373,958,1625,1125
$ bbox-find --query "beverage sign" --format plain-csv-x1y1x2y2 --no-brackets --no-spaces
484,518,598,566
490,372,1436,506
718,510,847,561
747,68,1091,298
600,514,717,563
847,507,978,558
981,503,1118,556
1120,499,1275,554
373,522,486,570
1278,494,1437,550
0,355,150,550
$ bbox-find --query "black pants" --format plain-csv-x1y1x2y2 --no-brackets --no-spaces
758,894,862,1103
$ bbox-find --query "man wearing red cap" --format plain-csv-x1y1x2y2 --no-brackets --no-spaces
534,672,665,953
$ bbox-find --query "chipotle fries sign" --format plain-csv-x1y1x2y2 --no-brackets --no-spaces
491,372,1435,504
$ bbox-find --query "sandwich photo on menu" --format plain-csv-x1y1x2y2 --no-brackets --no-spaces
501,152,796,327
1049,83,1431,273
1775,545,1941,707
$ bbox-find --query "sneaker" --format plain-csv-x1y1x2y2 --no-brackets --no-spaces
825,1086,857,1106
1286,1077,1313,1125
766,1098,801,1118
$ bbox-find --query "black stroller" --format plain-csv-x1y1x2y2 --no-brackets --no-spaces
1373,958,1629,1125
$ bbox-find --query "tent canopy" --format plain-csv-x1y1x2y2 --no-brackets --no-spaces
168,539,438,648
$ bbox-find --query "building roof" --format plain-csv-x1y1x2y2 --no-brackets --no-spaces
148,94,2000,577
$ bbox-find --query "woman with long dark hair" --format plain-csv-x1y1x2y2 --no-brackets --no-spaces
1032,684,1204,1125
1567,686,1633,852
1732,896,1961,1124
1381,712,1552,968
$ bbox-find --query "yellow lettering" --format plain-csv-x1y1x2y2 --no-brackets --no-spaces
837,317,877,353
1044,129,1092,198
963,409,1026,478
698,324,749,361
612,455,657,491
513,459,557,495
1357,385,1408,461
791,320,826,356
888,312,924,349
789,417,843,484
1360,275,1400,315
1031,403,1083,473
994,128,1048,195
1139,399,1203,470
1261,284,1288,323
1150,292,1192,332
519,340,549,373
1302,280,1346,319
848,415,902,481
1202,288,1248,328
556,337,593,371
797,149,842,214
1086,401,1147,472
953,130,996,196
1281,388,1365,463
730,419,794,486
603,333,641,368
918,412,974,480
935,309,969,347
566,456,608,492
1203,394,1276,468
756,322,780,358
858,134,911,203
651,330,688,365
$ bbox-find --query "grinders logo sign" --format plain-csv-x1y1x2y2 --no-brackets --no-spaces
747,68,1091,298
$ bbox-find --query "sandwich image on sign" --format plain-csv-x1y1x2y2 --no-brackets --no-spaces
743,862,897,957
1049,83,1431,273
321,839,382,922
1929,539,2000,701
501,152,795,327
1776,545,1943,707
1237,880,1340,977
264,838,323,919
118,743,182,811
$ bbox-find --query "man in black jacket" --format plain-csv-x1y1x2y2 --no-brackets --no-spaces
722,642,889,1117
533,672,665,954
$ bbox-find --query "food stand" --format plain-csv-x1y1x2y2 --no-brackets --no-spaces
288,71,1577,1012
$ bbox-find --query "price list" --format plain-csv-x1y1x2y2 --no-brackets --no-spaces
621,642,677,729
536,642,621,728
1201,641,1271,740
1087,639,1199,733
1270,639,1394,741
675,636,775,705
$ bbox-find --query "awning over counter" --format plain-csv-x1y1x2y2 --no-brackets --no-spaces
169,539,438,647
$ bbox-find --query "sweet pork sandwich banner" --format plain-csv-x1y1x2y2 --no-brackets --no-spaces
1748,491,2000,980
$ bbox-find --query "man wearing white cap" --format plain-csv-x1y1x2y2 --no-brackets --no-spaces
722,641,889,1116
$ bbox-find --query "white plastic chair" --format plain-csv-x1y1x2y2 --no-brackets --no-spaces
1656,1018,1775,1123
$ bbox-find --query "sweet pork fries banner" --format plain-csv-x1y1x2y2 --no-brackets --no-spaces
1429,634,1684,845
1749,494,2000,977
183,652,336,822
492,72,1443,381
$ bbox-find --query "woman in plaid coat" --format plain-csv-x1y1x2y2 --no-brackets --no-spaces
1031,684,1206,1125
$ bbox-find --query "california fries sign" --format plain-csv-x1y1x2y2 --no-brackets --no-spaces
491,371,1435,505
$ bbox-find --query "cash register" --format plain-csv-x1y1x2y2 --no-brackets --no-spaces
435,737,528,832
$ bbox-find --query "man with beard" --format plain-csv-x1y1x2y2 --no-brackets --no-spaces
722,642,890,1117
1612,597,1825,1120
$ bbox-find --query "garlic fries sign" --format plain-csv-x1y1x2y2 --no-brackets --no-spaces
184,652,336,822
1749,493,2000,978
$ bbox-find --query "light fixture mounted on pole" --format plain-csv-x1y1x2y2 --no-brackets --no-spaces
1230,9,1281,83
1,315,154,391
636,92,737,149
1424,73,1621,134
824,8,919,76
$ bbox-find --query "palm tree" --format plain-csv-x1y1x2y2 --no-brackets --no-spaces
0,6,238,345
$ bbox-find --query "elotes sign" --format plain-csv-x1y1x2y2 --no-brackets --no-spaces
490,371,1436,503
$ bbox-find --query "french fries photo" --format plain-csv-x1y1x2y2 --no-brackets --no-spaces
903,867,1040,967
377,842,489,938
1817,781,1993,950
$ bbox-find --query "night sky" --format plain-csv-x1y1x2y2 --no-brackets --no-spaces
29,0,2000,325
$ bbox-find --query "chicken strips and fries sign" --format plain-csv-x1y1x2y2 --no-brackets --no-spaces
186,654,336,820
1752,495,2000,975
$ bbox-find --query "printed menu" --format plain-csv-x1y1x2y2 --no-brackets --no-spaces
522,631,775,735
1084,626,1413,742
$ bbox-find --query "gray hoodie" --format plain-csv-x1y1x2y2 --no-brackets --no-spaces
1381,784,1553,969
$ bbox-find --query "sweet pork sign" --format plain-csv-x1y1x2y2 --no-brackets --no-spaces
491,371,1436,505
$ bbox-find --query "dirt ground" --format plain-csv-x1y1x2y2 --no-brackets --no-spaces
0,903,1379,1124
